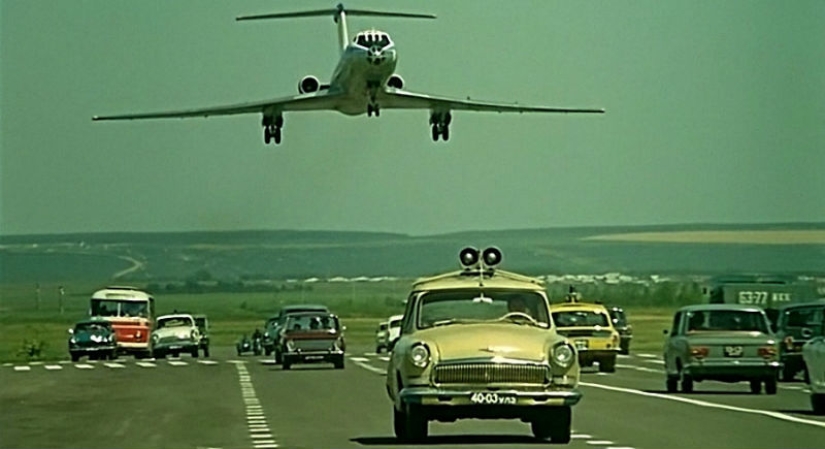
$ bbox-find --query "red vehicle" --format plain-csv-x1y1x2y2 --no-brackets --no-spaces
89,286,155,358
277,312,346,370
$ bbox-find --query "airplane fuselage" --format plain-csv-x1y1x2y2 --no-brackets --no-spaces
327,41,398,116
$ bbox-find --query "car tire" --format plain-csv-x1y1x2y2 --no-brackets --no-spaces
532,406,571,443
203,346,210,358
681,374,694,393
764,377,778,395
598,356,616,373
274,351,283,365
620,340,630,355
811,394,825,415
393,406,407,440
404,404,428,443
191,347,199,358
70,353,80,362
666,376,678,393
781,365,797,382
334,356,345,370
282,360,291,370
749,379,762,394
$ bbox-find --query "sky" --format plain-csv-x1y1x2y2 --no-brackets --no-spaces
1,0,824,237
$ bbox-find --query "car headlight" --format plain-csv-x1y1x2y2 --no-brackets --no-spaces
69,338,77,345
285,340,296,352
552,343,575,369
409,343,430,368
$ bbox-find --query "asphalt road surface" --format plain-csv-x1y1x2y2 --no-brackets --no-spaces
2,346,823,449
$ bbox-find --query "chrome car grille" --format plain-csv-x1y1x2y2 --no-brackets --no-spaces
434,363,548,385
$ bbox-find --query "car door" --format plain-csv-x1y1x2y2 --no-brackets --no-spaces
664,311,683,375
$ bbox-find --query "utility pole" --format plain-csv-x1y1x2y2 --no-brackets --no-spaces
58,285,65,315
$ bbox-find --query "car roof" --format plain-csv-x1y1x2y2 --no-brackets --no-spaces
280,304,329,314
549,302,610,312
285,311,338,319
388,314,404,321
777,301,825,311
412,269,545,292
678,303,765,313
157,313,195,321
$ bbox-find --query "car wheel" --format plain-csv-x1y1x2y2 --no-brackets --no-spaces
334,356,345,370
620,340,630,355
282,361,291,370
598,356,616,373
404,404,428,443
764,377,778,395
264,348,272,356
803,367,810,385
781,365,797,382
666,376,678,393
203,346,210,358
811,394,825,415
191,348,199,358
275,351,283,365
532,406,571,443
393,406,407,440
749,379,762,394
70,353,80,362
681,374,694,393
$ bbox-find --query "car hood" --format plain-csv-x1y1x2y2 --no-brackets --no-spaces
415,323,553,362
685,330,775,345
72,329,112,343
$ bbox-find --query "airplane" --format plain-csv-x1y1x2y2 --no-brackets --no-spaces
92,3,605,144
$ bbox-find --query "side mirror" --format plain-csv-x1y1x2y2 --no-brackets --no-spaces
801,327,813,339
68,328,74,335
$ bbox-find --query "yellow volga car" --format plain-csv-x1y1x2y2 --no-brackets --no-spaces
386,247,581,443
549,299,620,372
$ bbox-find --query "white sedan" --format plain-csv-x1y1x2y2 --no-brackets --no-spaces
802,322,825,414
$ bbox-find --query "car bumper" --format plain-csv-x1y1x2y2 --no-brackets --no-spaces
70,345,117,353
684,361,780,380
399,386,582,408
153,342,198,352
283,350,344,363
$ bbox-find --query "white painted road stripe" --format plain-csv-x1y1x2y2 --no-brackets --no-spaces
168,360,187,366
136,362,156,368
379,356,390,362
349,357,370,362
644,359,665,365
582,382,825,429
29,361,44,365
2,363,12,367
44,365,62,370
104,362,125,368
571,434,592,439
75,364,94,369
14,366,31,372
252,444,279,448
58,360,71,364
249,428,271,433
637,353,658,358
198,360,219,365
617,363,663,374
587,441,615,445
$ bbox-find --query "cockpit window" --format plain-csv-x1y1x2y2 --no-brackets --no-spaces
355,33,391,49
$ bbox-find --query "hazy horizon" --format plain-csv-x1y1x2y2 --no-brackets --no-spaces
3,1,823,237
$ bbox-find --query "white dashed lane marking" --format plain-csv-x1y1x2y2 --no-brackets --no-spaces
44,364,62,370
13,366,31,372
349,357,370,362
168,360,188,366
75,364,94,369
103,362,125,369
587,441,615,445
136,362,156,368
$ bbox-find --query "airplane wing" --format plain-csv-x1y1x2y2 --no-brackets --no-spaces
92,91,343,121
376,88,605,114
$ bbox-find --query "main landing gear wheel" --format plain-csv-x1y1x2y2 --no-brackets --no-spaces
429,111,451,142
367,103,380,117
262,115,284,145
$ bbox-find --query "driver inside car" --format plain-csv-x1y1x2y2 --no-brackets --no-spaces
506,297,532,317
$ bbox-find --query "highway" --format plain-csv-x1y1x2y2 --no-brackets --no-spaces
1,346,823,449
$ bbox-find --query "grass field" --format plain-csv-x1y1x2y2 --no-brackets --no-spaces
584,230,825,244
0,281,679,362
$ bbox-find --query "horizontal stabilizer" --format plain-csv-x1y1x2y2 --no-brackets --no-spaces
236,3,436,22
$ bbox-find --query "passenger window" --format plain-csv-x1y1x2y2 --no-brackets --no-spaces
670,312,681,336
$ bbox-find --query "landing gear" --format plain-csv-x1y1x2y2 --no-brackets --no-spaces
262,114,283,145
367,103,380,117
429,111,451,141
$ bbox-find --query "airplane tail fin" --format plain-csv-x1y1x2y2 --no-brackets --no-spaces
236,3,436,53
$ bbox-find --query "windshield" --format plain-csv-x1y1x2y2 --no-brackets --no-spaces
389,318,402,328
782,306,824,329
90,299,148,318
552,310,610,328
417,289,550,329
610,309,627,326
686,309,769,333
285,314,339,331
156,317,193,329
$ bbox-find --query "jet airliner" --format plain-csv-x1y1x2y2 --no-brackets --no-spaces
92,4,605,144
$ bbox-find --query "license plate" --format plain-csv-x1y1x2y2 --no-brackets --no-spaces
169,345,181,350
469,392,516,405
575,340,589,350
724,345,743,357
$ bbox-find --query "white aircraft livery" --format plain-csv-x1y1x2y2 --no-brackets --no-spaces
92,3,605,144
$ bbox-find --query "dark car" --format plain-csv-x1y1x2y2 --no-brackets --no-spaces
68,318,118,361
194,314,211,357
262,304,330,361
775,302,825,381
276,311,346,370
607,306,632,355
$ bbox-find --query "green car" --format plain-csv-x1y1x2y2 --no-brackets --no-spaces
68,318,118,362
663,304,780,394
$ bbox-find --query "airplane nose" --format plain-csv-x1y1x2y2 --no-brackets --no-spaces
367,48,385,65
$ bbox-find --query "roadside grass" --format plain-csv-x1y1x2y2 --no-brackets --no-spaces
0,282,680,362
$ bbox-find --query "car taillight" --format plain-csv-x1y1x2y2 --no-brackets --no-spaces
759,346,777,358
783,336,794,351
690,346,709,359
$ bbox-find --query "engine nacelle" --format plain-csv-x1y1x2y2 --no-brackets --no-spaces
299,75,320,94
387,74,404,90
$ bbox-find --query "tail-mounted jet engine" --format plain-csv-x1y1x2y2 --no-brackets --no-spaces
387,74,404,89
299,76,321,94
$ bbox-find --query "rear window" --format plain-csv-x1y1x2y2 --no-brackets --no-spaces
552,310,610,328
782,307,824,328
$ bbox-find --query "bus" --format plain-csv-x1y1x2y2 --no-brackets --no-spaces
89,286,155,358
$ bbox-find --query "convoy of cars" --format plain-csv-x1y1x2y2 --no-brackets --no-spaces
61,260,825,430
